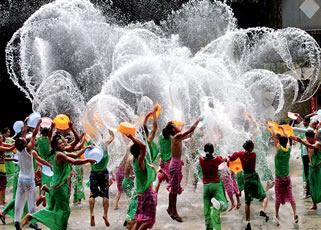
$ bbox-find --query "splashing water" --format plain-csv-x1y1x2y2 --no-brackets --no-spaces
5,0,321,169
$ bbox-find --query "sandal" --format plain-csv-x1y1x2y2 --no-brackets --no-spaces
0,213,5,225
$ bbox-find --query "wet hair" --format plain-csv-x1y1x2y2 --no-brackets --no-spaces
305,130,315,138
162,127,170,139
130,143,141,159
49,134,63,156
163,122,176,138
243,140,254,153
65,135,73,143
303,116,310,124
204,143,214,159
279,136,288,148
40,128,49,137
15,138,25,152
2,127,9,135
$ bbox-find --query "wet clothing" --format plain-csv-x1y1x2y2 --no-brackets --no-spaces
0,150,7,191
275,175,295,204
199,156,224,184
203,183,228,230
243,172,266,204
229,151,256,174
157,160,170,182
122,177,137,221
115,167,125,193
89,149,110,198
167,157,184,195
274,147,291,178
133,155,156,227
30,154,72,230
15,148,36,223
135,187,157,229
236,172,244,192
309,149,321,204
5,138,15,187
221,166,240,198
158,135,172,162
71,165,85,202
89,170,109,198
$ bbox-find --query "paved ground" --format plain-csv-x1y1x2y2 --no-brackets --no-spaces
1,147,321,230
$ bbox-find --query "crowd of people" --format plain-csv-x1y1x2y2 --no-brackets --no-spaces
0,106,320,230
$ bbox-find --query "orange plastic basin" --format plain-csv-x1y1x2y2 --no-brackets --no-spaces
229,157,243,173
53,114,70,130
117,122,136,136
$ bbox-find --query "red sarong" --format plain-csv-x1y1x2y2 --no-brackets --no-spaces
135,187,157,228
167,157,184,195
275,175,295,205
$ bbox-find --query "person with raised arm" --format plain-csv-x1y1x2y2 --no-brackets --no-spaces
143,105,159,163
199,143,228,230
126,133,157,230
229,140,269,230
166,117,203,223
89,129,114,227
290,130,321,210
21,131,96,230
0,131,17,206
269,125,298,226
13,118,52,230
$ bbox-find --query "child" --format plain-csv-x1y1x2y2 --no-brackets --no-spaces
229,140,269,230
221,164,241,211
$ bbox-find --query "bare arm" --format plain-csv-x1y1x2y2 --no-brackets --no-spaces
291,136,321,150
21,117,29,138
56,151,96,166
64,122,81,151
148,105,158,143
74,133,85,151
48,122,55,144
66,145,92,159
27,119,41,152
32,151,52,169
0,145,16,152
126,134,146,171
174,117,203,141
104,129,114,149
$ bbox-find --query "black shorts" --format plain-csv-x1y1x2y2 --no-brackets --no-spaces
89,170,109,199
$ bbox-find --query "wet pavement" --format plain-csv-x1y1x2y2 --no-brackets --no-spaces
1,149,321,230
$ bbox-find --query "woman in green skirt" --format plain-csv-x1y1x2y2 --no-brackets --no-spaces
21,135,95,230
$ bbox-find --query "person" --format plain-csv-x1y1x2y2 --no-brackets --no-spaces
221,164,240,211
127,133,157,230
114,153,129,210
3,127,16,189
142,105,159,164
122,141,137,229
21,134,96,230
229,140,269,230
166,117,203,222
89,129,114,227
269,126,298,226
155,126,172,193
291,130,321,209
0,134,16,206
14,118,53,230
199,143,228,230
36,123,54,207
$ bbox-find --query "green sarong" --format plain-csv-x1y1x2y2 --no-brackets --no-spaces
236,172,244,192
72,165,85,202
309,163,321,204
203,182,228,230
122,177,137,221
244,172,266,204
31,156,72,230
